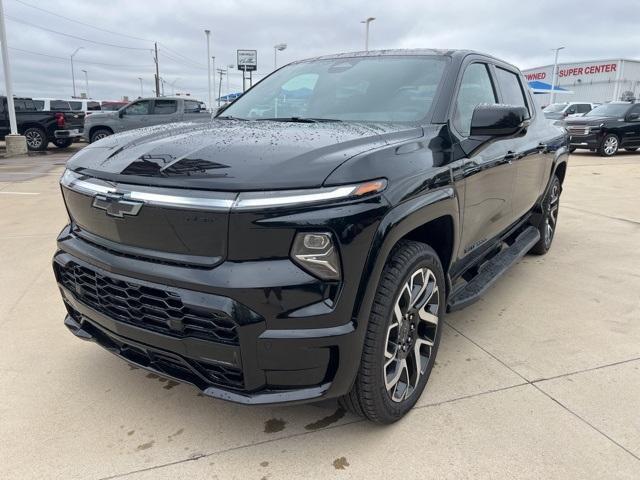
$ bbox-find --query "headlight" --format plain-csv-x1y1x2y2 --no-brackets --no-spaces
291,232,341,280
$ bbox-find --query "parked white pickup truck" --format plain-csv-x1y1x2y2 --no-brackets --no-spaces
83,97,209,143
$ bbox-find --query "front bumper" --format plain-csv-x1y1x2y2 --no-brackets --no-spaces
569,132,600,149
53,227,364,406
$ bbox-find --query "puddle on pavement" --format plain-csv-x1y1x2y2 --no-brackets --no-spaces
264,418,286,433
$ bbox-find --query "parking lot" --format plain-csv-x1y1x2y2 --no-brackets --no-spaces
1,147,639,479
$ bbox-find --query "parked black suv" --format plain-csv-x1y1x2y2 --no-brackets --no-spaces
565,101,640,156
53,50,568,423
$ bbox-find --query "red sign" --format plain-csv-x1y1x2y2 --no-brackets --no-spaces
525,72,546,81
558,63,617,78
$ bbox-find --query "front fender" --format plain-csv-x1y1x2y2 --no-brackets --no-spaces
338,187,460,389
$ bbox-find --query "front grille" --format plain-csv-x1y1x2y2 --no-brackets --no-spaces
567,126,589,136
56,262,239,345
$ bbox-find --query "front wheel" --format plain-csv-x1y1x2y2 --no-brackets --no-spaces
530,175,561,255
599,134,619,156
90,128,112,143
339,240,444,423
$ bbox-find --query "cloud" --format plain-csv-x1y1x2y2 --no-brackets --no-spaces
0,0,638,101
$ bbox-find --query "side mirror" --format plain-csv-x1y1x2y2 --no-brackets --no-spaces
118,110,125,118
627,112,640,121
470,104,530,137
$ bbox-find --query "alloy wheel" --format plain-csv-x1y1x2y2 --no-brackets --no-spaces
94,133,108,141
384,267,439,403
25,130,44,149
544,182,560,247
603,136,618,155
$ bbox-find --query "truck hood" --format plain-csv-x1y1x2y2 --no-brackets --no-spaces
68,119,422,190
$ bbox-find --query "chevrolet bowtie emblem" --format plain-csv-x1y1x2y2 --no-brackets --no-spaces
92,193,143,218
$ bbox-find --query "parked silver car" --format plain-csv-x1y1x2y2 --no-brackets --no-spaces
83,97,208,143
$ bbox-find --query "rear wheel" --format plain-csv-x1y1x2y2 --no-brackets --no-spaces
530,175,561,255
339,240,444,423
52,138,73,148
23,127,47,151
90,128,112,143
599,134,619,156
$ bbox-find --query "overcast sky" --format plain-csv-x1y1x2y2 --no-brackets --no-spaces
1,0,639,103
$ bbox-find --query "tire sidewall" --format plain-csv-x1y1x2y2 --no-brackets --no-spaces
90,129,111,143
369,244,445,421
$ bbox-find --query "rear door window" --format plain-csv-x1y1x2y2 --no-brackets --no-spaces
453,63,498,137
68,101,83,111
34,100,44,110
184,100,203,113
153,100,177,114
87,101,101,111
576,103,591,113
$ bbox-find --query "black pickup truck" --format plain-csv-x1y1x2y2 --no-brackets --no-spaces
53,49,568,423
565,101,640,156
0,96,85,151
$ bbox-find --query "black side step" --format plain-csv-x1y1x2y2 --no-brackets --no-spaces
447,226,540,312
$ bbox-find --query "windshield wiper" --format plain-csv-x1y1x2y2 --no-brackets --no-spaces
216,115,248,121
258,117,342,123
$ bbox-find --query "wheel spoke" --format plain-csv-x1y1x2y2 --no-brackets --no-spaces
386,358,406,392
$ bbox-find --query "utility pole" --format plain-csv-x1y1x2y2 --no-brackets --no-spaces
81,69,89,98
70,47,83,97
0,0,26,153
550,46,565,105
154,42,160,97
216,68,225,106
227,64,233,98
205,30,212,111
212,56,216,106
137,77,143,97
360,17,375,51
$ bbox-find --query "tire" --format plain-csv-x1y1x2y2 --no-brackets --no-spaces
90,128,112,143
568,147,576,153
530,175,561,255
338,240,445,423
625,147,638,152
52,138,73,148
598,134,619,157
23,127,47,151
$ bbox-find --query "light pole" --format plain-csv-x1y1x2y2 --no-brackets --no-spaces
70,46,83,98
360,17,375,51
227,64,233,98
212,56,216,105
273,43,287,70
205,29,212,111
137,77,143,97
550,46,565,105
81,69,89,98
0,0,26,153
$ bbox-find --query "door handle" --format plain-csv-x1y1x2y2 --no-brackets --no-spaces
536,143,548,151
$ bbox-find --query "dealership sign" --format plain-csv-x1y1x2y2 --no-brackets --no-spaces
525,62,618,82
237,50,257,71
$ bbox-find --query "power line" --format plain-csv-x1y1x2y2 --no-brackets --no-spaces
6,15,152,51
158,48,207,70
12,0,154,43
9,46,154,68
158,42,206,68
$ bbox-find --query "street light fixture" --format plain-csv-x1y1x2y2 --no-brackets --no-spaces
81,69,89,98
550,46,565,104
274,43,287,70
70,46,84,98
360,17,375,51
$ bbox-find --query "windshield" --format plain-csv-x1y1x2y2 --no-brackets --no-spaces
221,55,448,122
543,103,567,113
585,103,630,117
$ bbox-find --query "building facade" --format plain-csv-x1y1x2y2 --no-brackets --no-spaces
522,59,640,106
